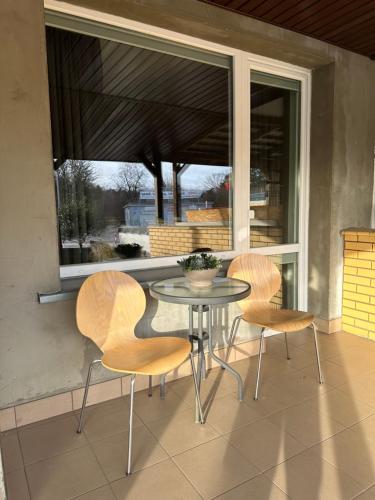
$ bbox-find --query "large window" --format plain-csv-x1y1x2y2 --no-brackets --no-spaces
45,8,310,310
46,21,232,266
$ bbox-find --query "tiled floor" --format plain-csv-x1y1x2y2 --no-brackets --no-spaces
2,330,375,499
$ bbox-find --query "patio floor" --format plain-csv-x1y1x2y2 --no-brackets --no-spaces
2,330,375,500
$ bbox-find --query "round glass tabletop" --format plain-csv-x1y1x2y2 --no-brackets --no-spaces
150,277,251,305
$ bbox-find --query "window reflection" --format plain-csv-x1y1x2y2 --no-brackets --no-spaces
250,73,300,249
46,26,233,265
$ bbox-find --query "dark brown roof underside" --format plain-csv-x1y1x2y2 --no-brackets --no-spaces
199,0,375,59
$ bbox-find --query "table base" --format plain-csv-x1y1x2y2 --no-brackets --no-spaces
189,304,244,423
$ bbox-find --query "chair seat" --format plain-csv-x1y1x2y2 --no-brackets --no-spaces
101,336,191,376
242,305,314,332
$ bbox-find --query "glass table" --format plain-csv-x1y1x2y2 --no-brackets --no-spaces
150,277,251,420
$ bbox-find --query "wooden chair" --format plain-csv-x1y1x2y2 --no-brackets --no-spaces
75,270,204,476
227,253,323,400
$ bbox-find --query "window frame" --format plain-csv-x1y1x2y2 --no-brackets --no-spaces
45,0,311,311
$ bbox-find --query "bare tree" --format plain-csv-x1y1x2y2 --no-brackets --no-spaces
57,159,103,257
203,173,227,192
201,172,231,208
115,163,148,202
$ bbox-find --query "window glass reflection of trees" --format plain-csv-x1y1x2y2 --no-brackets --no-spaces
56,159,232,264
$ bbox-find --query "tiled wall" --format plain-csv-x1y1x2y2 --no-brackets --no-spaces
342,229,375,340
0,338,260,432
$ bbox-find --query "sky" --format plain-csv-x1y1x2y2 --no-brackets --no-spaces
92,161,232,191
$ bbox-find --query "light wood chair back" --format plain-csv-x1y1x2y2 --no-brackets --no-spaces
228,253,281,309
76,270,146,350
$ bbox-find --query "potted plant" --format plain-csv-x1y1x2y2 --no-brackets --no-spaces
177,253,223,288
115,243,142,259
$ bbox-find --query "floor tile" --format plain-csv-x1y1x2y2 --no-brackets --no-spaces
91,426,168,481
268,399,345,447
77,397,143,443
268,370,331,404
4,468,30,500
146,408,218,456
0,430,23,473
354,486,375,499
312,425,375,489
307,388,375,427
323,333,375,352
204,392,263,434
269,345,319,370
111,460,201,500
298,336,352,360
354,414,375,440
243,380,297,417
73,485,116,500
236,353,299,380
215,474,289,500
2,331,375,499
300,359,357,387
285,328,315,347
18,413,88,465
339,370,375,408
26,446,107,500
328,349,375,377
169,369,237,407
225,418,305,472
266,448,364,500
134,387,191,424
173,437,259,499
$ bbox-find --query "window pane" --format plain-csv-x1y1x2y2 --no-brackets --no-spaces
46,26,232,266
268,253,298,309
250,71,300,249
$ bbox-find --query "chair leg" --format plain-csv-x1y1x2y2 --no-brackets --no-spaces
254,328,265,400
223,314,242,365
201,347,207,380
160,374,166,400
312,322,324,384
189,352,204,424
284,332,291,360
126,374,136,476
76,359,101,434
148,375,153,397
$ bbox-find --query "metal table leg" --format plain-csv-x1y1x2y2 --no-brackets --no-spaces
189,304,206,422
207,305,244,401
197,305,204,383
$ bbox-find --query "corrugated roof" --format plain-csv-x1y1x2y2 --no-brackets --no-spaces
47,26,286,168
47,26,231,166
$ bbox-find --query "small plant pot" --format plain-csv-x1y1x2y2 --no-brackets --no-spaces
184,269,219,288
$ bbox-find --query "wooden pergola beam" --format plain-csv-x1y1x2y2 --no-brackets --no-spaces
140,152,164,223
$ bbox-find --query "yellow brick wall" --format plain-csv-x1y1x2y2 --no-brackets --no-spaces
186,208,231,223
148,225,232,256
342,230,375,340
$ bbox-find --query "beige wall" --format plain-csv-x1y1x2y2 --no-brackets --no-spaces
0,0,374,408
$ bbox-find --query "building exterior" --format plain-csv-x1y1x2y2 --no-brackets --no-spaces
123,190,210,226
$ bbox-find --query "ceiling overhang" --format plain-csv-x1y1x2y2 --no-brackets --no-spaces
199,0,375,59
